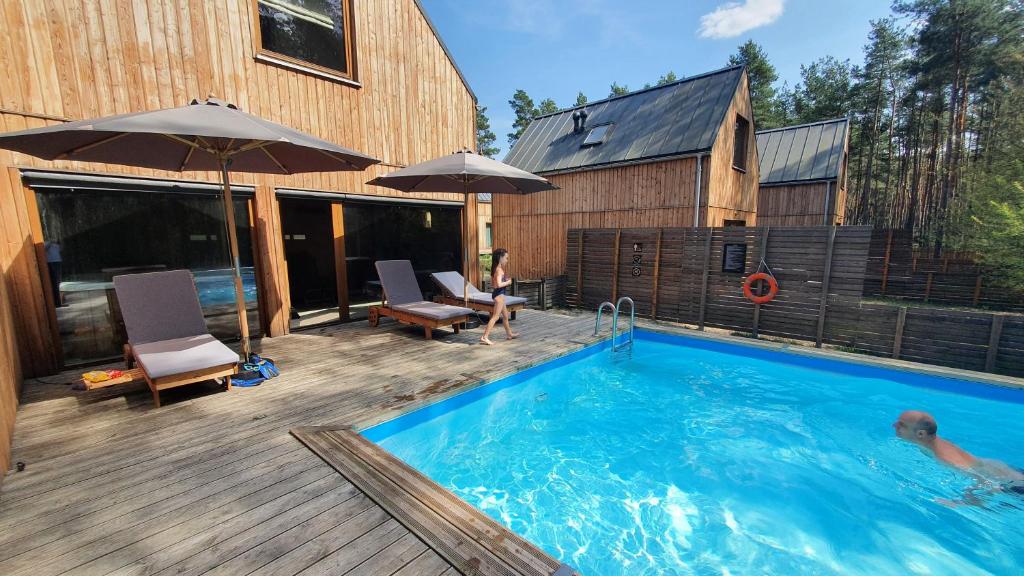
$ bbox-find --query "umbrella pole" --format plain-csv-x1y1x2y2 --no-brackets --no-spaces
464,186,470,309
220,159,250,360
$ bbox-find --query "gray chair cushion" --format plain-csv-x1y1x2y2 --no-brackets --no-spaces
375,260,425,306
430,271,527,307
392,301,472,321
468,293,529,307
133,334,239,379
430,271,486,299
113,270,209,344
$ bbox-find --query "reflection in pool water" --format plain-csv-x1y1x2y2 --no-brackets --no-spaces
192,268,258,307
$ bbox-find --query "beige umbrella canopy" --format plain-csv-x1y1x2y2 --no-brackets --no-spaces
367,149,558,306
0,97,380,357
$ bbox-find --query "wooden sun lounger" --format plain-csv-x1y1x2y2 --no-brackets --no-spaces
114,270,238,407
430,271,526,320
368,260,473,340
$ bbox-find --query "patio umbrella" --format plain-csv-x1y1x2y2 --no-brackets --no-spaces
0,97,380,357
367,149,557,307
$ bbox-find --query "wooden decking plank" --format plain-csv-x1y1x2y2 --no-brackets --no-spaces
391,549,453,576
292,428,526,576
246,514,402,576
0,432,301,529
0,441,309,557
166,494,378,576
68,474,360,576
291,519,410,576
1,452,325,576
330,531,428,576
339,430,560,576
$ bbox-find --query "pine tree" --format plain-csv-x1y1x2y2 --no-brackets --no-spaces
657,71,679,86
575,92,588,106
790,56,855,123
475,106,499,158
507,89,537,147
728,40,787,128
609,82,629,97
537,98,559,115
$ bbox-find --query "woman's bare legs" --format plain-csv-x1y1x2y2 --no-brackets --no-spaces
481,296,506,345
501,306,518,339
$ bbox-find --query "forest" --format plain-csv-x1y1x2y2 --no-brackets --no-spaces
477,0,1024,285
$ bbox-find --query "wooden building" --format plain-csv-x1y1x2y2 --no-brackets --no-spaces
755,118,849,226
0,0,477,385
495,66,759,278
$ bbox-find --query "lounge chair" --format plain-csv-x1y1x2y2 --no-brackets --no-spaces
113,270,239,407
430,271,526,320
368,260,473,339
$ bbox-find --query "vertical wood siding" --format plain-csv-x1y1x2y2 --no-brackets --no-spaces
757,182,844,227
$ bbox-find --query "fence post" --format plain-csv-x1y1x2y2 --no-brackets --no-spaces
924,272,933,302
650,229,663,320
539,277,547,311
610,229,622,303
881,230,893,295
816,226,837,348
892,307,907,359
575,230,584,309
698,228,712,330
973,275,982,307
985,315,1004,373
752,226,770,338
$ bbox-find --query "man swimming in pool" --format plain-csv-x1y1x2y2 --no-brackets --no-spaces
893,410,1024,503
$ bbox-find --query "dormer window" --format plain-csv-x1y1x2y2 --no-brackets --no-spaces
582,124,612,147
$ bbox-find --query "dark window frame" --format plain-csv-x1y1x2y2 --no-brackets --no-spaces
250,0,358,83
732,114,749,172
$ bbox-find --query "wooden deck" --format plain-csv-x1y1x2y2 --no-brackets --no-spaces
0,310,600,576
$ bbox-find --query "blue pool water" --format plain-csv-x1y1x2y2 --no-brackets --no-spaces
364,331,1024,575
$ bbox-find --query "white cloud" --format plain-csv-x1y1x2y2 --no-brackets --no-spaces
698,0,784,39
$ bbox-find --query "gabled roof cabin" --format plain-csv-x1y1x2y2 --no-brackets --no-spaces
498,65,760,278
755,118,850,226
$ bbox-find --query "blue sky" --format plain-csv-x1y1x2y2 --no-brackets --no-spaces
420,0,894,157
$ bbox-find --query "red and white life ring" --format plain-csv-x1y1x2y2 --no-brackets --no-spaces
743,272,778,304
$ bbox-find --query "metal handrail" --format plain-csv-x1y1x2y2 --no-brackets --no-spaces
594,301,615,336
611,296,635,351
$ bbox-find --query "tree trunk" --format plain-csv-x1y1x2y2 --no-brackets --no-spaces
859,74,886,225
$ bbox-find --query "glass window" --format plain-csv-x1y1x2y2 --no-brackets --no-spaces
343,202,462,316
485,223,493,249
256,0,353,77
582,124,612,147
733,115,749,170
35,187,260,365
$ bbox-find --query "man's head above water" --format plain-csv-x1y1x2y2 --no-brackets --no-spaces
893,410,939,445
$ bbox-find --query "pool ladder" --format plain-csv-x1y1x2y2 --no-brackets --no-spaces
594,297,635,352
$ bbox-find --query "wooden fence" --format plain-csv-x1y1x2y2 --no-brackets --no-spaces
865,229,1024,311
565,226,1024,378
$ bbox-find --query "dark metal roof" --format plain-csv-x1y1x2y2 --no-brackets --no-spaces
504,66,744,174
756,118,848,185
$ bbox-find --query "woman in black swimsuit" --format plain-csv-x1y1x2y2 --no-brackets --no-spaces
481,248,518,345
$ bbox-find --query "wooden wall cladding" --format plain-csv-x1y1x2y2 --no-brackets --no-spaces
566,225,1024,378
756,182,842,227
0,264,22,483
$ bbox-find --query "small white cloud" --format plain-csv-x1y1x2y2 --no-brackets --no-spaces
698,0,784,39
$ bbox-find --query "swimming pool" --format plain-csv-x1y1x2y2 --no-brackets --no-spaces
364,330,1024,575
